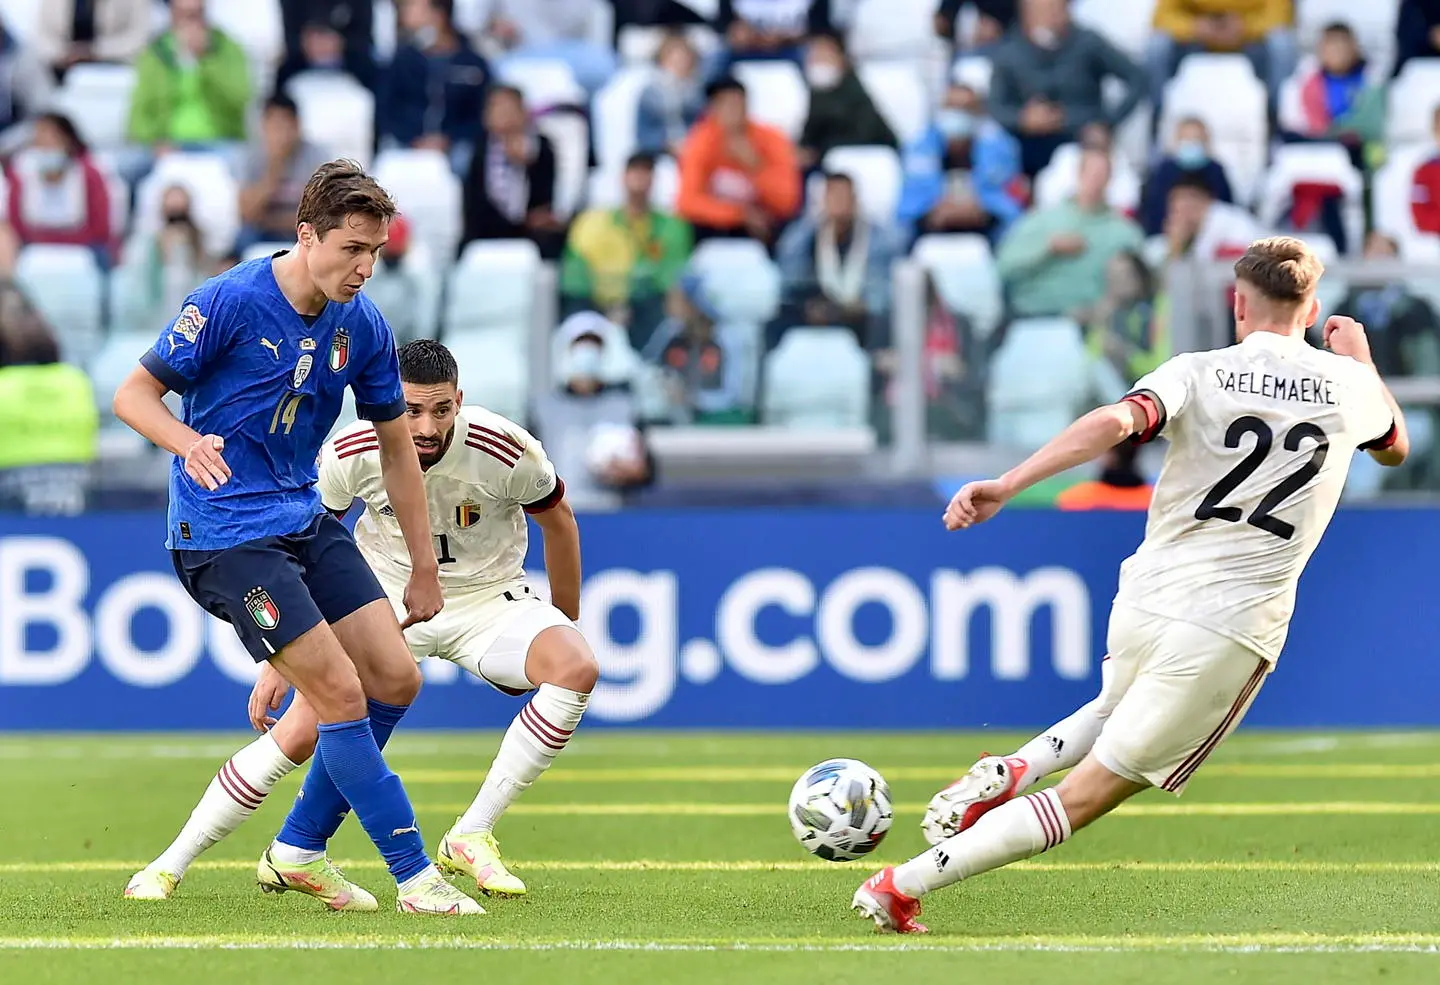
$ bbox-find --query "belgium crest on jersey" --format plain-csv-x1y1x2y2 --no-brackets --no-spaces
329,328,349,372
243,587,280,630
456,502,482,528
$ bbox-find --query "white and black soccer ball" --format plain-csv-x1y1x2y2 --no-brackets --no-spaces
788,758,893,862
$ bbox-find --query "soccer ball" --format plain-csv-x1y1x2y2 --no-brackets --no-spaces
788,759,893,862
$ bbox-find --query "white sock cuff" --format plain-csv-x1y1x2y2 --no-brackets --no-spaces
1021,789,1072,850
520,684,587,749
230,732,299,790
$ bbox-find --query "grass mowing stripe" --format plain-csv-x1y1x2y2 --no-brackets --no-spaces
404,801,1440,817
3,934,1440,954
398,764,1440,783
9,859,1440,874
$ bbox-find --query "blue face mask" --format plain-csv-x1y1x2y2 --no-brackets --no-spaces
1174,140,1209,169
936,109,976,141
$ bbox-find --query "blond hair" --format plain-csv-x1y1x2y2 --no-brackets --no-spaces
1232,236,1324,305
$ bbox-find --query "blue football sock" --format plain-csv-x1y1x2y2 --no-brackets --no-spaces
275,699,411,853
310,717,429,883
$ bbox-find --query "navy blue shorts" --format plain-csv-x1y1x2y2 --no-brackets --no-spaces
172,513,388,663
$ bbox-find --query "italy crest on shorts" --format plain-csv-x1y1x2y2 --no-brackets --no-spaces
243,587,281,630
456,502,482,528
329,328,349,372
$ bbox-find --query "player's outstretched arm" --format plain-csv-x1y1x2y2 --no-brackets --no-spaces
113,366,231,491
1323,315,1410,467
373,416,443,627
532,495,582,621
944,402,1144,530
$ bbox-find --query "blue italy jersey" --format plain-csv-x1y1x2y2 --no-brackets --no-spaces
141,255,405,550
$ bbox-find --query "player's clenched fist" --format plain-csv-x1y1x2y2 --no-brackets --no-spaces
401,567,444,628
185,434,231,491
1322,315,1373,366
943,479,1010,530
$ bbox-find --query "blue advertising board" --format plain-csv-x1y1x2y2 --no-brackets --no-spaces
0,508,1434,730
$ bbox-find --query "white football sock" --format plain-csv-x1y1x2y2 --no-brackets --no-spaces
1009,700,1108,794
455,684,589,835
151,733,298,877
397,863,442,893
893,788,1072,897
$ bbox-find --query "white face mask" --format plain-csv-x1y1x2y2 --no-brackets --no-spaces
30,148,67,175
805,63,843,91
566,343,604,381
1030,26,1061,49
411,25,439,48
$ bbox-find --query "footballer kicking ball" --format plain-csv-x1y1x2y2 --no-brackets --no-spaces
788,759,894,862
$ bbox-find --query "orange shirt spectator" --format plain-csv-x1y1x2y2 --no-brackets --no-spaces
1055,442,1153,511
676,75,801,244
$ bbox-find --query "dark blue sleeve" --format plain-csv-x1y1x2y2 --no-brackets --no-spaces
140,282,238,394
351,306,405,421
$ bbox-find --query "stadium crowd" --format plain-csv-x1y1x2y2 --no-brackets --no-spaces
1,0,1440,507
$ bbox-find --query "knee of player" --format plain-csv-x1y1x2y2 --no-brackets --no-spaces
317,675,368,722
529,629,599,693
375,658,423,705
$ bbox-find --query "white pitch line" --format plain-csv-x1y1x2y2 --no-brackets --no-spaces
399,801,1440,817
2,935,1439,954
5,859,1439,875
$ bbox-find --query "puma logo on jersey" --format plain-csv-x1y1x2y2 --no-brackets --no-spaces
392,824,420,838
260,338,282,359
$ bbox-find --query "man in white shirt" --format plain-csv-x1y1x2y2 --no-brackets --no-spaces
126,340,598,909
853,236,1409,934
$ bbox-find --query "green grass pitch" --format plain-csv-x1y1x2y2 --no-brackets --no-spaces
2,730,1439,984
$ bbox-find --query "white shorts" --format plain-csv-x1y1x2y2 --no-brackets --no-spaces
1091,604,1271,795
380,578,576,695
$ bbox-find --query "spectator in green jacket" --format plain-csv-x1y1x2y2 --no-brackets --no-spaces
126,0,250,150
995,146,1144,319
797,32,897,171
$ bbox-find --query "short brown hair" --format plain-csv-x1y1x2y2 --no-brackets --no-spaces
295,159,398,239
1233,236,1324,305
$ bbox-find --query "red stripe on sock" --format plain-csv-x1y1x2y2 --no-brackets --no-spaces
524,704,576,737
1035,791,1066,849
216,766,262,810
519,705,567,750
223,761,266,802
1025,794,1058,850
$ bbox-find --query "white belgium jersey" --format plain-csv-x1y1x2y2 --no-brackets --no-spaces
317,406,561,594
1115,332,1394,663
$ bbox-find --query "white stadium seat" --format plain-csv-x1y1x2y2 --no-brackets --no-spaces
1257,143,1365,255
0,0,42,43
816,145,904,224
1033,143,1142,213
133,152,240,258
498,58,586,110
535,112,590,219
208,0,284,86
616,24,722,65
912,233,1003,339
593,65,653,171
54,64,137,150
1371,143,1440,260
15,245,105,361
372,148,464,264
445,332,530,424
987,317,1091,450
857,62,931,145
284,71,375,166
1073,0,1157,60
951,56,993,95
89,332,156,426
445,239,541,341
1162,55,1268,205
845,0,941,62
1388,61,1440,150
688,237,782,325
732,61,809,139
762,327,871,428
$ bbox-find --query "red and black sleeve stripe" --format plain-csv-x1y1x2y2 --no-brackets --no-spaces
1122,390,1166,444
1359,419,1399,451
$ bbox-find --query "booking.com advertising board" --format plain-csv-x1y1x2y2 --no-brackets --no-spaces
0,508,1435,731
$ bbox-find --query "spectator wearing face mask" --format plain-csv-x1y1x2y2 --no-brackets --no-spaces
988,0,1146,176
636,31,707,156
4,112,112,266
532,312,655,512
795,32,896,171
1138,116,1234,236
114,183,212,335
897,83,1024,244
379,0,491,176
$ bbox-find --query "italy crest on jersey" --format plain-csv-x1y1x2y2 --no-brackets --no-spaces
329,328,349,372
456,502,482,528
243,587,280,630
